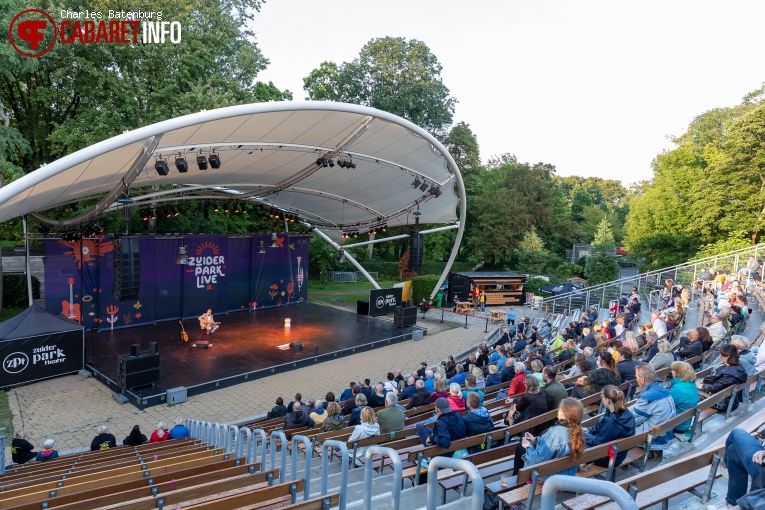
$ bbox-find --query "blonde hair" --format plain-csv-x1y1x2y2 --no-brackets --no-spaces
671,361,696,382
472,367,484,379
360,407,376,425
488,365,498,375
616,317,624,326
530,359,543,373
327,402,341,417
658,340,671,354
156,421,167,439
624,331,639,351
434,378,447,393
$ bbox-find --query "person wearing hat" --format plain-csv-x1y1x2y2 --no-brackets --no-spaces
417,362,428,379
415,397,466,456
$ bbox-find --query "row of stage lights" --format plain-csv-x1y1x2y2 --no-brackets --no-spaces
410,178,442,198
317,156,356,169
340,223,387,239
268,207,298,222
53,222,104,242
154,153,222,175
141,202,292,221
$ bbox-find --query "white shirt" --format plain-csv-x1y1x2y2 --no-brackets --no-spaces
653,319,667,338
707,321,727,341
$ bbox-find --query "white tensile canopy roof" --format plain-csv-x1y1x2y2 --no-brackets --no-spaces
0,101,464,243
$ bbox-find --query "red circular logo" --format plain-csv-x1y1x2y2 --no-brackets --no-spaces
8,9,57,58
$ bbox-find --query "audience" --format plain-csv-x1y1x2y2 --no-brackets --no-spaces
348,407,380,465
309,399,328,425
723,428,765,507
582,386,635,468
285,401,315,429
124,425,148,446
506,375,548,436
696,344,747,413
415,397,466,458
267,397,287,419
447,382,467,412
668,361,699,442
91,425,117,451
486,365,502,387
149,422,169,443
615,347,637,383
400,376,418,401
406,379,432,409
542,366,567,410
320,402,345,432
572,351,621,399
461,374,485,406
35,439,59,461
506,362,528,397
463,393,494,453
169,417,190,439
633,364,675,451
649,340,674,371
11,430,36,464
348,394,368,426
676,329,703,365
377,392,405,433
430,378,449,402
286,393,303,413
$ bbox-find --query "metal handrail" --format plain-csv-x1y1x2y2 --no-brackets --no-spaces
291,435,313,500
270,430,288,483
235,427,252,463
321,440,349,510
426,457,484,510
540,475,637,510
252,428,267,470
363,446,402,510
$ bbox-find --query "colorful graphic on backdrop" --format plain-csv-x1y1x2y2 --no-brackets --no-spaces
45,234,308,330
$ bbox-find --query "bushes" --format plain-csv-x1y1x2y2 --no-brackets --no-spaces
359,260,472,280
411,276,442,304
2,274,41,308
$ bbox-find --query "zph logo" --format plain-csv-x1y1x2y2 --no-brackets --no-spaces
3,352,30,374
9,9,57,58
376,296,385,308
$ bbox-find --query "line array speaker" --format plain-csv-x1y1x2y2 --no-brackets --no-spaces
408,233,423,273
113,236,141,301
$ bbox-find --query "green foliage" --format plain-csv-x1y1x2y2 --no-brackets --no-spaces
524,277,550,297
629,234,700,270
303,37,456,135
695,238,752,259
584,219,620,285
516,228,549,274
3,274,40,308
411,275,441,304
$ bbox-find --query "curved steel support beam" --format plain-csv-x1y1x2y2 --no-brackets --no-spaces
309,223,381,289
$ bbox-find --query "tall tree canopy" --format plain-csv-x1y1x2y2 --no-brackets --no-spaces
585,219,620,285
303,37,456,135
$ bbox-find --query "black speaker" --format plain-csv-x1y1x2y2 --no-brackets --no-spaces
408,233,423,273
149,342,158,355
357,300,369,315
394,306,417,328
130,344,140,357
118,352,160,391
290,341,303,351
113,236,141,301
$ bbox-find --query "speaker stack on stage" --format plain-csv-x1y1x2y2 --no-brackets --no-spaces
408,233,423,273
118,342,160,392
113,235,141,301
394,306,417,328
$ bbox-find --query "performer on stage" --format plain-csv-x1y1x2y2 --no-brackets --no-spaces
198,309,220,335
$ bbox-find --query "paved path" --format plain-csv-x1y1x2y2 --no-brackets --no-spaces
4,317,480,458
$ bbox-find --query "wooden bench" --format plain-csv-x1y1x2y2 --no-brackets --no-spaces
149,478,306,510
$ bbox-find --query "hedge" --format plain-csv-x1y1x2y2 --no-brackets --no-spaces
411,275,443,305
2,274,41,308
359,260,472,280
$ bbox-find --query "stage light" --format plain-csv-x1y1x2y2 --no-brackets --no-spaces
224,203,231,214
141,209,150,221
234,203,240,213
419,182,429,192
338,159,346,168
176,244,188,264
274,209,280,220
37,224,51,234
165,209,173,218
348,157,356,169
93,223,104,235
175,157,188,173
150,209,157,220
328,158,335,168
433,188,442,198
155,159,170,176
269,233,279,248
173,208,181,217
352,231,358,238
213,203,220,213
196,154,208,170
203,202,210,219
411,178,422,189
289,213,296,223
269,208,275,219
257,240,266,253
208,153,221,169
382,224,387,232
284,318,291,328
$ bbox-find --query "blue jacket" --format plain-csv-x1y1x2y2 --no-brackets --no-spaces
513,339,527,354
424,377,435,393
348,406,363,427
633,382,675,449
428,410,466,457
668,379,699,432
523,424,577,477
169,424,190,439
339,388,354,402
486,373,503,387
584,409,635,465
449,372,467,386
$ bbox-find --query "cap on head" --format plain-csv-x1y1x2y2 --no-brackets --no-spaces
434,397,452,413
421,361,428,367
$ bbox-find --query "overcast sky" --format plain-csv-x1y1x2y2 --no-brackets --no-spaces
251,0,765,186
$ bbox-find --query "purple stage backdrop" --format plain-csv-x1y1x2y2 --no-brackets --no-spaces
44,234,308,330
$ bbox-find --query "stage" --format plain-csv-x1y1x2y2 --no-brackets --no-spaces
86,302,425,408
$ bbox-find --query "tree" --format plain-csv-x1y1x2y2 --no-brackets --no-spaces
584,219,620,285
516,228,549,274
303,37,456,135
570,189,594,223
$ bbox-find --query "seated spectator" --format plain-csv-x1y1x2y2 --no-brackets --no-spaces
324,392,335,407
342,385,361,415
567,354,588,378
697,344,747,413
572,351,621,399
36,439,59,461
548,332,565,355
583,347,597,371
512,334,527,355
651,312,667,338
462,374,485,406
582,386,635,468
400,376,418,401
430,377,449,402
447,382,466,412
602,320,615,340
286,393,302,413
124,425,148,446
554,340,577,364
633,364,675,450
668,361,699,442
310,399,327,425
339,382,355,402
368,384,386,408
500,357,516,383
377,392,405,433
423,370,435,393
529,359,545,387
476,347,490,368
360,379,374,400
649,340,674,371
723,428,765,507
616,347,637,383
706,313,727,342
449,364,467,386
676,329,703,365
593,325,608,352
486,365,502,387
348,394,368,427
463,354,477,374
635,325,647,348
506,375,548,435
472,366,486,390
732,336,757,402
613,317,626,340
91,425,117,451
623,331,640,353
697,326,714,352
506,362,528,397
463,393,494,453
664,313,678,333
150,422,169,443
320,402,345,432
11,430,36,464
512,398,584,476
169,417,190,439
406,379,432,409
580,327,596,350
285,401,315,429
267,397,288,419
415,397,466,458
349,407,380,465
543,366,568,410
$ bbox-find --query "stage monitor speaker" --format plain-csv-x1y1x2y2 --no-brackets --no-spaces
195,341,210,349
118,352,160,391
357,300,369,316
290,341,303,351
130,344,140,357
113,236,141,301
149,342,158,355
408,233,423,273
394,307,417,328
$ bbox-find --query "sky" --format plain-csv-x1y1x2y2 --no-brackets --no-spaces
250,0,765,186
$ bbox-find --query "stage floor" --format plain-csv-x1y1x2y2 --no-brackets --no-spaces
86,302,424,408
